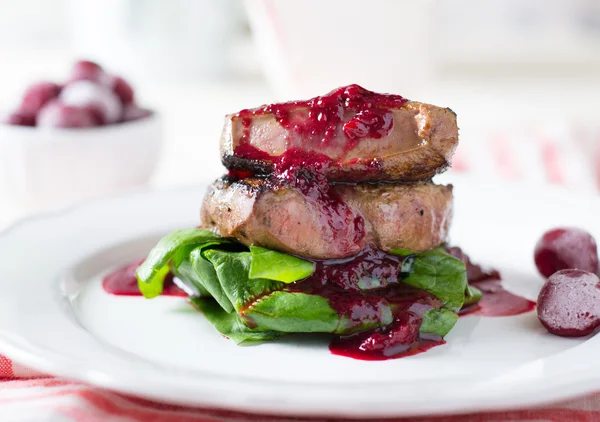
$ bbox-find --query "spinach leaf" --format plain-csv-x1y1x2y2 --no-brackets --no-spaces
388,248,416,257
141,230,468,343
245,291,339,333
400,249,467,312
173,259,210,297
464,285,483,307
136,228,223,298
203,249,284,312
249,246,315,283
175,246,236,313
191,297,283,344
246,291,394,334
420,308,459,337
171,239,230,269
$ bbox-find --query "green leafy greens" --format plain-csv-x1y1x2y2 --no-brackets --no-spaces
395,248,468,312
137,228,478,344
136,229,223,298
420,308,459,337
464,284,483,307
191,297,283,344
248,246,315,283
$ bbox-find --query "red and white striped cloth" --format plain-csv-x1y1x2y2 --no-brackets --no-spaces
2,371,600,422
2,125,600,421
452,124,600,192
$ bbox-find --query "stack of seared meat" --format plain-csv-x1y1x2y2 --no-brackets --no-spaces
201,84,458,260
137,84,468,358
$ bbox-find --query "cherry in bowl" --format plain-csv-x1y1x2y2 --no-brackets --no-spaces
1,110,36,127
19,82,62,115
69,60,108,84
37,100,101,128
59,80,123,125
1,60,151,130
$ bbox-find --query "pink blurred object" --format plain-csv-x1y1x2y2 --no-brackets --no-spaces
447,123,600,194
37,100,101,128
19,82,62,115
109,74,135,105
121,104,152,122
1,110,36,127
69,60,111,85
60,80,123,124
2,60,146,129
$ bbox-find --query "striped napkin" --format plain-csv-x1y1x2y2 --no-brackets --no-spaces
1,124,599,421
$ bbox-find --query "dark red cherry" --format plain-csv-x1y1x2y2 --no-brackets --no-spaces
108,75,135,105
2,110,36,126
20,82,61,115
60,81,122,124
37,101,101,128
537,269,600,337
70,60,106,83
534,228,599,278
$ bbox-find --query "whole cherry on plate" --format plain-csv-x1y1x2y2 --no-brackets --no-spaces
534,227,599,278
37,100,102,128
537,269,600,337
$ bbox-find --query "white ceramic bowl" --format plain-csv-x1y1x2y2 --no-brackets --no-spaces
0,114,162,214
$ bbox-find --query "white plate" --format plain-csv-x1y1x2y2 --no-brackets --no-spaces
0,178,599,418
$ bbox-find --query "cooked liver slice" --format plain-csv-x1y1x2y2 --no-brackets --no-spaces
220,85,458,182
201,177,453,259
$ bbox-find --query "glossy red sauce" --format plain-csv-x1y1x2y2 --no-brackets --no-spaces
343,109,394,143
321,247,535,360
328,306,445,360
232,88,403,249
300,246,404,292
230,146,366,250
279,151,365,247
285,248,442,359
460,279,536,317
330,332,445,361
226,168,255,180
447,246,536,317
231,143,273,163
102,259,186,297
230,88,406,246
232,142,384,181
236,84,407,151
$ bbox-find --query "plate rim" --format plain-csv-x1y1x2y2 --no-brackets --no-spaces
0,329,598,419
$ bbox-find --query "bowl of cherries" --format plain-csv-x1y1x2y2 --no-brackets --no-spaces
0,60,161,211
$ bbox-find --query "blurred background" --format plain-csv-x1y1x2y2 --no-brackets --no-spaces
1,0,600,223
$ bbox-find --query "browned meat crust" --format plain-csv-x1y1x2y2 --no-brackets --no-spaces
221,101,458,182
201,177,453,259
